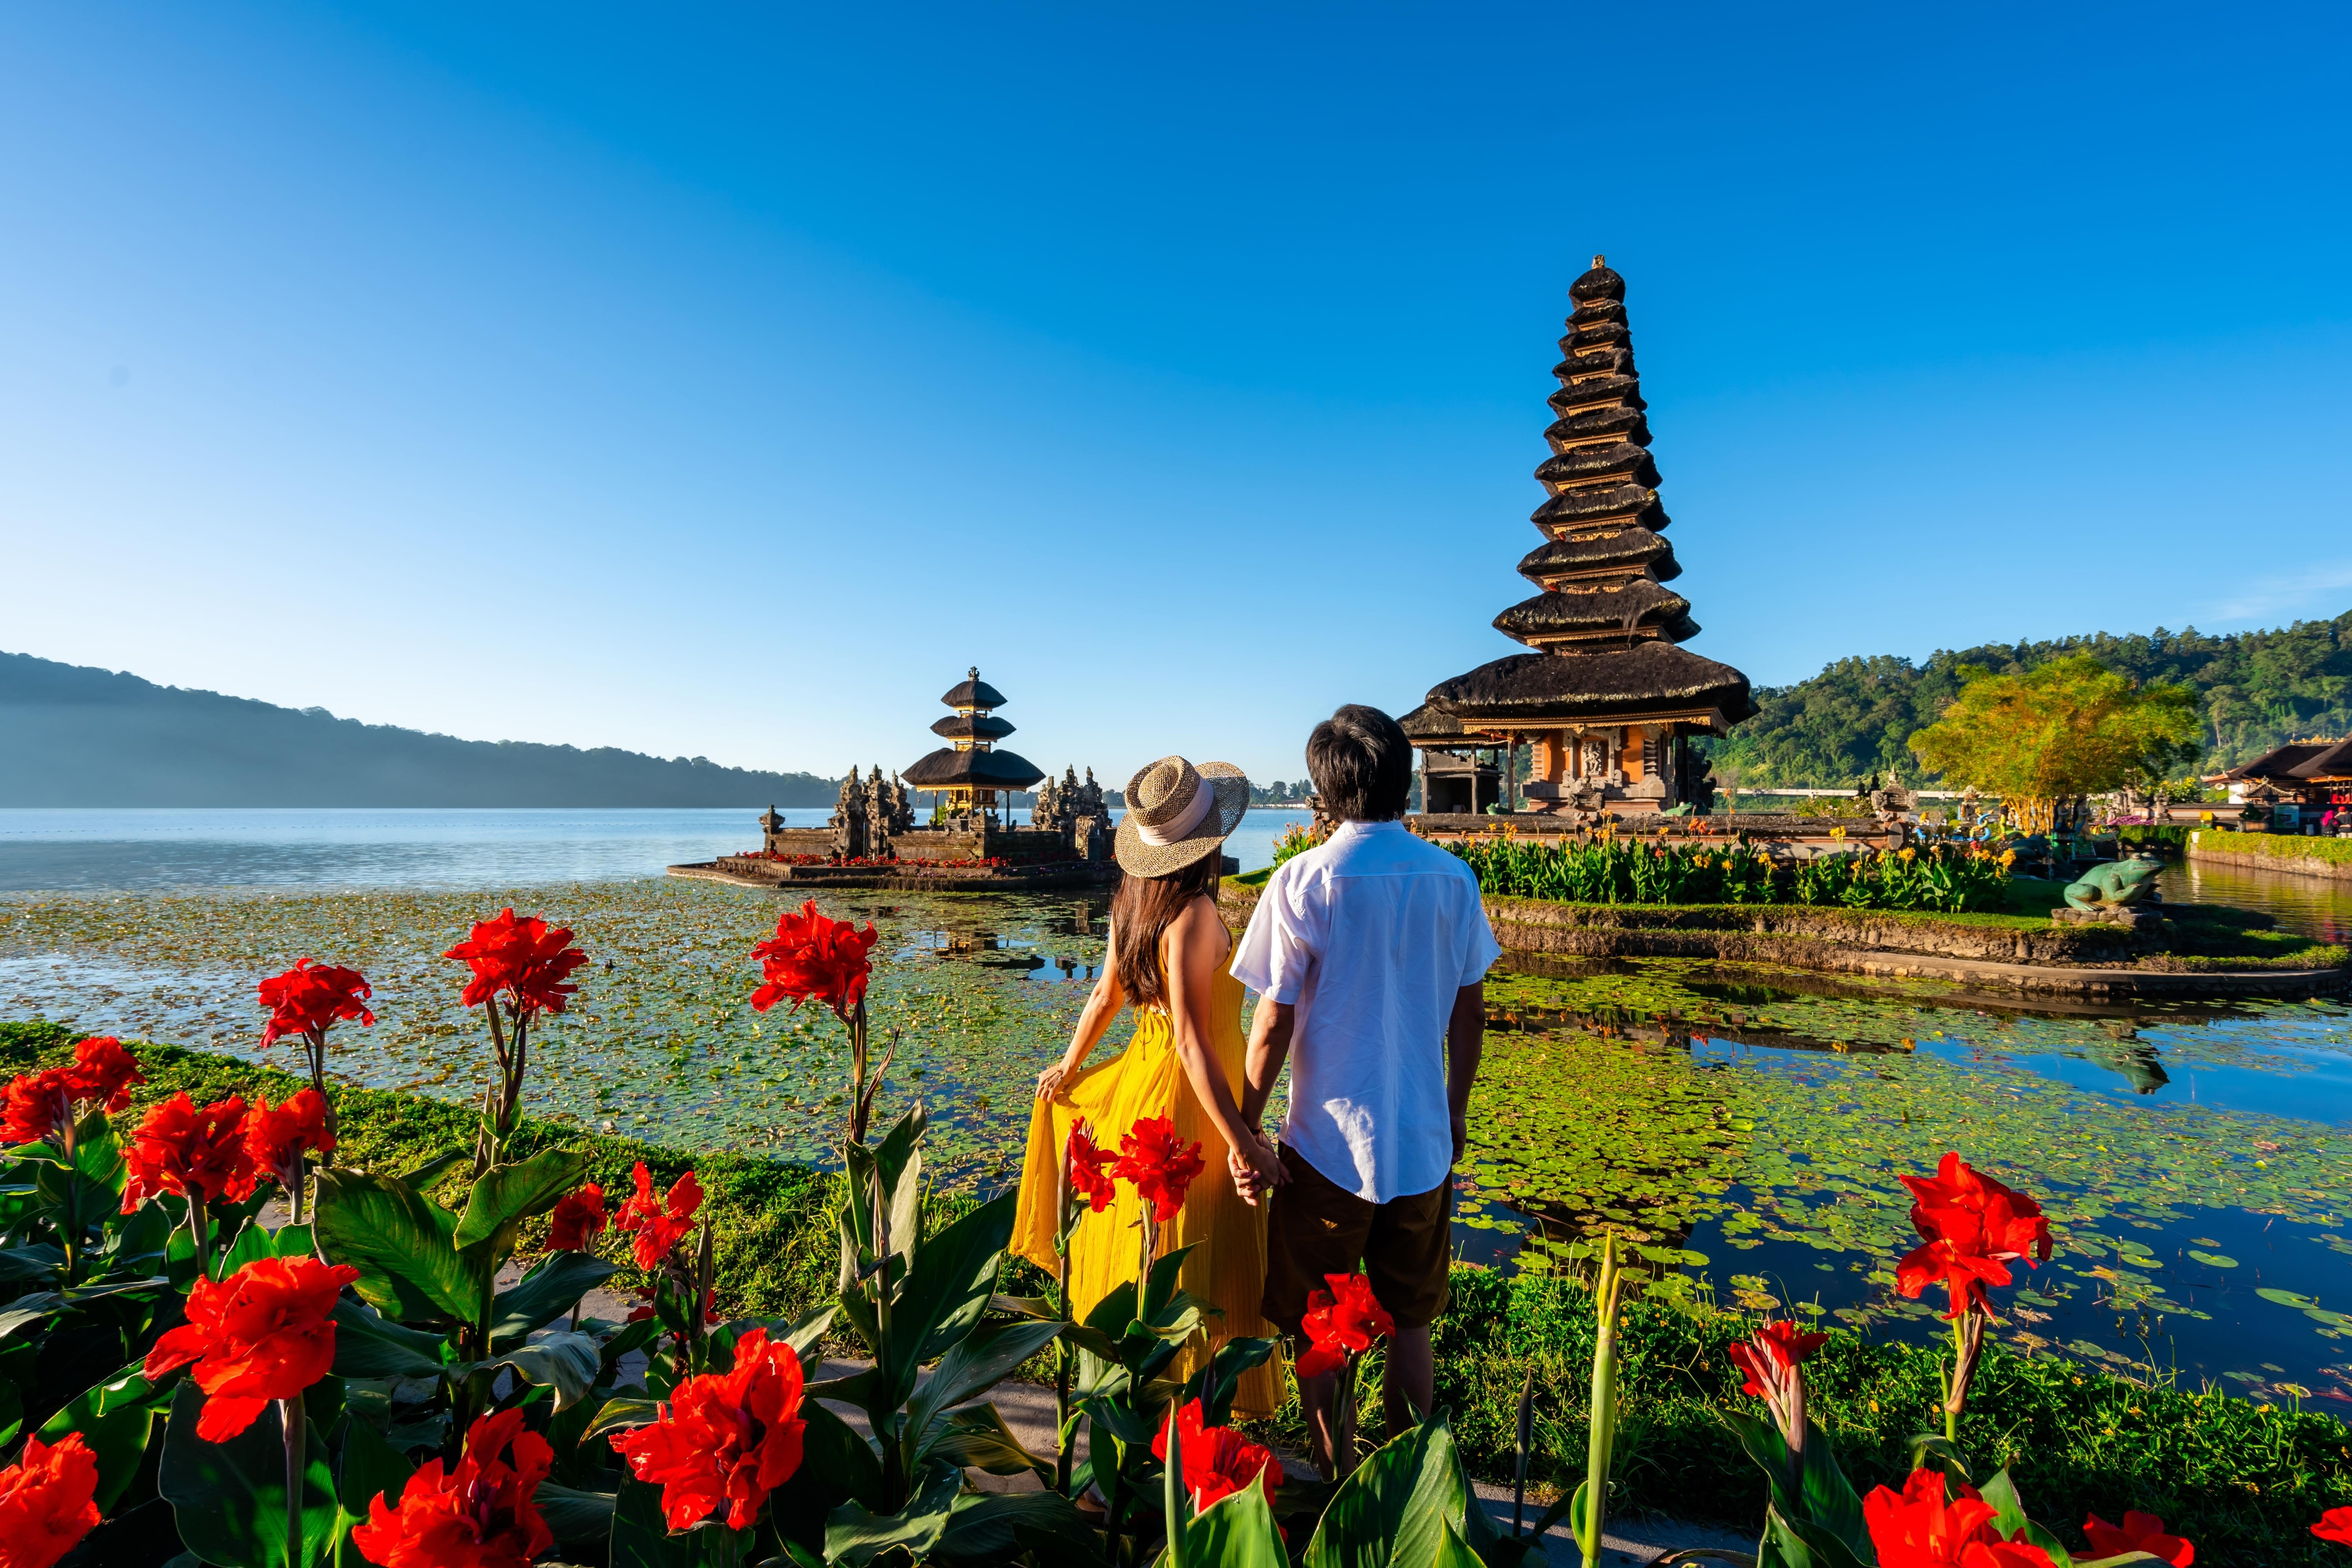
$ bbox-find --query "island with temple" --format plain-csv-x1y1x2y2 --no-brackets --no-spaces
667,668,1122,891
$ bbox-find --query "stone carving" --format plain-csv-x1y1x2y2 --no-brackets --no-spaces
2064,853,2163,913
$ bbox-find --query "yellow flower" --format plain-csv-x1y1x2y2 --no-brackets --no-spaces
1899,847,1916,862
2000,849,2017,867
1830,826,1846,840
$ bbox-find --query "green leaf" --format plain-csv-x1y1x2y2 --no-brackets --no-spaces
0,1277,171,1340
34,1160,116,1247
454,1147,590,1251
313,1170,475,1323
611,1473,699,1568
158,1383,339,1568
223,1218,281,1277
327,1299,450,1381
0,1242,66,1283
904,1318,1064,1460
1303,1414,1472,1568
800,1399,886,1511
921,1403,1055,1481
944,1489,1105,1567
74,1114,126,1195
1189,1336,1277,1428
826,1460,962,1568
489,1250,617,1352
534,1480,617,1543
330,1414,413,1568
582,1394,665,1442
37,1358,172,1512
879,1192,1015,1404
1795,1419,1870,1560
394,1147,470,1193
1156,1482,1287,1568
471,1331,600,1412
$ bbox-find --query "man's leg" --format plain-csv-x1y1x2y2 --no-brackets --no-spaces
1296,1365,1345,1479
1364,1172,1453,1439
1261,1145,1373,1479
1382,1323,1434,1434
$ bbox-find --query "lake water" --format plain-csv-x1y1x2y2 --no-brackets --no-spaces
0,806,1319,890
5,810,2352,1408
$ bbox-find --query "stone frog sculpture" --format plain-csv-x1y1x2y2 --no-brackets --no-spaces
2064,853,2164,912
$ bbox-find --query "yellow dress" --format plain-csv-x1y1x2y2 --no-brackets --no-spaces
1010,926,1282,1419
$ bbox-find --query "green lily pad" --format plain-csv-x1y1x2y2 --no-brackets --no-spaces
2187,1250,2238,1268
2258,1288,2320,1308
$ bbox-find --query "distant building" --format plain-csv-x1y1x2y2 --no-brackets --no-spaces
1404,257,1755,819
901,668,1045,815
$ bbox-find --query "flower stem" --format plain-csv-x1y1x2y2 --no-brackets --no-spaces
187,1191,211,1283
1581,1233,1622,1568
280,1394,305,1568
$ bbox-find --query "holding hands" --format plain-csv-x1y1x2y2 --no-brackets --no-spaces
1229,1127,1286,1206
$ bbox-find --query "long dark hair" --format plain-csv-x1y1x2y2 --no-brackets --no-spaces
1110,852,1223,1011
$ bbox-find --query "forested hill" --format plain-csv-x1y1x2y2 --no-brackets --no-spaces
1701,612,2352,789
0,651,841,808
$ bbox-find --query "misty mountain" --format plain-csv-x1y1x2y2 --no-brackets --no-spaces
0,651,841,808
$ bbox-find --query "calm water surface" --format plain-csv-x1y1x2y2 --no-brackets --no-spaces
0,806,1318,889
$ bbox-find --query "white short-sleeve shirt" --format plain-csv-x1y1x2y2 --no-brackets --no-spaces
1228,820,1501,1203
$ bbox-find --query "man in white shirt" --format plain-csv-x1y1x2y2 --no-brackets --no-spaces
1227,704,1500,1475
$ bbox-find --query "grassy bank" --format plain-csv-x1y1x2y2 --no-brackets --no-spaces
2194,831,2352,869
7,1021,2349,1563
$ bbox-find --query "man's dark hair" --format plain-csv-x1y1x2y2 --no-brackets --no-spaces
1306,704,1414,822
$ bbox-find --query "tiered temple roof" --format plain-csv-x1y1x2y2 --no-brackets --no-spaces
902,667,1045,799
1410,256,1754,737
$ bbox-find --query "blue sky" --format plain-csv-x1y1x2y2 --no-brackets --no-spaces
4,3,2347,786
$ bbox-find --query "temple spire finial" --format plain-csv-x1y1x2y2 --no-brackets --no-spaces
1592,253,1604,269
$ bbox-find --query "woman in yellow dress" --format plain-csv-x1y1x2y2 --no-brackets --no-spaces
1011,756,1287,1418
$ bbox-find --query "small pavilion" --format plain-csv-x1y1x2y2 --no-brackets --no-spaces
902,668,1045,816
1404,257,1755,818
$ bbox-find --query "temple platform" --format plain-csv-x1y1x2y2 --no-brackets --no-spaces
667,856,1120,893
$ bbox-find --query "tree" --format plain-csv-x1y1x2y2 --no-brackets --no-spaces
1906,656,2201,835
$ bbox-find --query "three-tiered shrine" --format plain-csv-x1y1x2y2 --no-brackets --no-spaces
1405,257,1755,818
901,668,1045,815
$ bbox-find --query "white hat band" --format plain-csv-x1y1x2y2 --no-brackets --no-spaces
1133,778,1215,846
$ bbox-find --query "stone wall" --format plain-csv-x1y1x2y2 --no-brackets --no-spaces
889,829,987,863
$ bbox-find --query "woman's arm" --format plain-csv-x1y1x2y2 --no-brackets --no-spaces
1034,917,1128,1099
1163,898,1282,1192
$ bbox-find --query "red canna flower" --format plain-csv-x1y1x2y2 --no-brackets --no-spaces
243,1088,334,1191
2314,1508,2352,1548
65,1036,144,1112
1151,1398,1281,1510
120,1093,258,1213
1730,1319,1829,1401
2083,1511,2193,1566
143,1254,359,1441
443,910,587,1017
0,1430,102,1568
1112,1116,1205,1223
1295,1272,1396,1379
1863,1469,2057,1568
1065,1122,1117,1213
1894,1152,2051,1321
748,900,878,1020
0,1070,75,1149
258,959,376,1048
548,1182,607,1251
609,1326,807,1531
615,1161,703,1270
352,1408,555,1568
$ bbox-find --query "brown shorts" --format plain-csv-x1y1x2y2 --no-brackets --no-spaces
1261,1143,1453,1334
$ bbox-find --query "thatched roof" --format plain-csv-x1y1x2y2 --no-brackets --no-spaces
1425,643,1757,725
902,746,1044,790
1517,530,1680,585
2227,741,2352,782
940,669,1008,710
1531,482,1669,535
931,712,1016,742
1492,581,1696,643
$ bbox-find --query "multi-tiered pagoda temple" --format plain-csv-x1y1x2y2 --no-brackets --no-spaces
902,668,1045,814
1405,257,1755,817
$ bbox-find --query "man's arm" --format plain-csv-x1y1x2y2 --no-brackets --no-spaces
1445,980,1483,1165
1242,996,1294,1126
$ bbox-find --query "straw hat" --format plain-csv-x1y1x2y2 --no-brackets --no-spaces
1115,756,1251,877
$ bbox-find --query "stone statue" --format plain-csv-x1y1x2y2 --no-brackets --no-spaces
1080,768,1107,818
2065,853,2163,912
